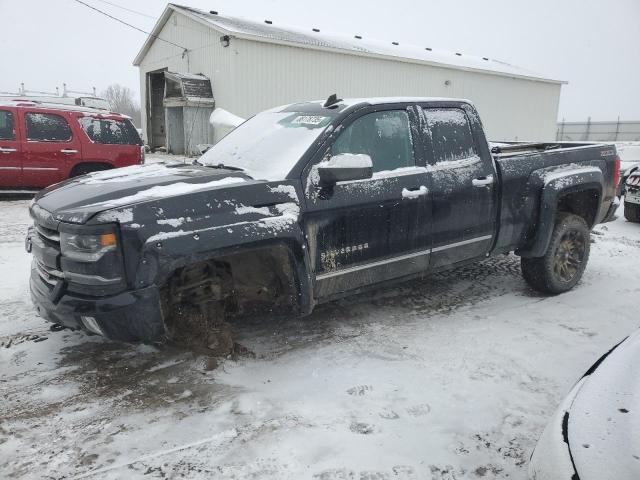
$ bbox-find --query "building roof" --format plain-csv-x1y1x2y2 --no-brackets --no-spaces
133,4,564,84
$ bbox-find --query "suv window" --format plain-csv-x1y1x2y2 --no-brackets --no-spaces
0,110,15,140
331,110,414,172
423,108,477,163
25,112,72,142
78,117,142,145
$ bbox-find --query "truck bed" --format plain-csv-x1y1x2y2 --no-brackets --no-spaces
491,141,618,255
490,141,598,157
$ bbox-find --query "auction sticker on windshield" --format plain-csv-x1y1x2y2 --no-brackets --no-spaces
290,115,328,126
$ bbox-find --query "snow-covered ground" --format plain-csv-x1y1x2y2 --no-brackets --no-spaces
617,141,640,163
1,199,639,480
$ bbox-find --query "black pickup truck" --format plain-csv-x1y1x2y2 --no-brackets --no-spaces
26,97,620,342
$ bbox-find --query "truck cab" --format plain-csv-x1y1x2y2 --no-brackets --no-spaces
297,100,497,298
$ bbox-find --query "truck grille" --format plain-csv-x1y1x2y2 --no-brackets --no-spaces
29,204,63,292
35,259,64,286
35,224,60,245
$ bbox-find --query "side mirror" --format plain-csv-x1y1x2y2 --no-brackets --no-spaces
318,154,373,185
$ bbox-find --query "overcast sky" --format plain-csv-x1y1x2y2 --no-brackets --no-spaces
1,0,638,121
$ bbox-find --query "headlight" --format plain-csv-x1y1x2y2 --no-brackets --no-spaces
60,231,118,262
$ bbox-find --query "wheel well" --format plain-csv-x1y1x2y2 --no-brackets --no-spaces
162,244,298,318
69,162,113,177
557,189,600,227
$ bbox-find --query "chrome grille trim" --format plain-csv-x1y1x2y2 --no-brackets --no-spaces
35,224,60,244
35,260,63,286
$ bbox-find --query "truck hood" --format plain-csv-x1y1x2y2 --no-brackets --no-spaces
35,163,257,224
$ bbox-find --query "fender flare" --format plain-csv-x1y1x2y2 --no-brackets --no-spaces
134,221,314,316
518,166,603,258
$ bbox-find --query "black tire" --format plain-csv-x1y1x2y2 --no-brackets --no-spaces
521,212,590,294
624,201,640,223
69,163,111,178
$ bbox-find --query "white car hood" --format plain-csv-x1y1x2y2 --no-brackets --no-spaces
529,330,640,480
568,331,640,480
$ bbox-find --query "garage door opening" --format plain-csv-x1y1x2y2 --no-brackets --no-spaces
147,70,167,151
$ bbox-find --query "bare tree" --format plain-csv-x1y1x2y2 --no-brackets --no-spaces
101,84,142,127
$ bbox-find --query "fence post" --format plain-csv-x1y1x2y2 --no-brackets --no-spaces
614,116,620,141
584,117,591,141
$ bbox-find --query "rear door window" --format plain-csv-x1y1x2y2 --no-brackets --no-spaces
78,117,142,145
331,110,415,173
423,108,477,163
0,110,15,140
25,112,72,142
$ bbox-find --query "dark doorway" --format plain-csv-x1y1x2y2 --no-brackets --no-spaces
147,70,167,150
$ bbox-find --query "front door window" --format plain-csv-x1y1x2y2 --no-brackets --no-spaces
331,110,415,172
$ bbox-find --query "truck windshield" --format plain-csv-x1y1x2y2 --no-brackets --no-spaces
199,111,332,180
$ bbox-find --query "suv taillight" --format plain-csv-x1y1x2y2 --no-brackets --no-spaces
140,146,145,164
613,155,620,188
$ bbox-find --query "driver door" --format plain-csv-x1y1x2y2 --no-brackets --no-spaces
302,106,432,300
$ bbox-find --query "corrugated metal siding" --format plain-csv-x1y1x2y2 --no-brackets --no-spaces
138,11,561,144
183,105,216,155
227,38,560,141
165,107,185,154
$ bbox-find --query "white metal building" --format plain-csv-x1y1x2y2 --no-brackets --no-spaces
134,4,565,154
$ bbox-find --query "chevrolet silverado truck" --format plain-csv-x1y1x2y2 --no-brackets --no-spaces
26,97,620,342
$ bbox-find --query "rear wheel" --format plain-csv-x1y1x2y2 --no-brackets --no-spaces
521,213,590,294
624,201,640,223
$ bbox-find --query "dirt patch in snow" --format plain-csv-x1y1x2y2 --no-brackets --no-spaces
167,304,234,356
164,304,255,370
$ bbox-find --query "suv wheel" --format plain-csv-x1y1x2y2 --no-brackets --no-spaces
624,202,640,223
521,213,590,294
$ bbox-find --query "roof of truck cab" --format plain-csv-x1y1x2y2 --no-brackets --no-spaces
0,100,128,118
273,96,474,114
133,4,565,84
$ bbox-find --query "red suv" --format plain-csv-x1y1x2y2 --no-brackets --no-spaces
0,100,144,189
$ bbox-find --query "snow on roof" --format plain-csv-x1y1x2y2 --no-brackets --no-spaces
133,4,564,84
0,99,125,116
267,97,474,115
317,96,474,106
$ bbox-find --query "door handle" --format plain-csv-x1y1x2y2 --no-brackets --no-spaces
472,175,494,187
402,185,429,199
60,149,78,154
0,147,17,154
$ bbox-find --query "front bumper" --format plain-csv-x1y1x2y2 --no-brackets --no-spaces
30,266,166,342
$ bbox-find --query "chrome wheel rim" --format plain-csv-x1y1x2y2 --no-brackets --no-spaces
553,230,585,282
